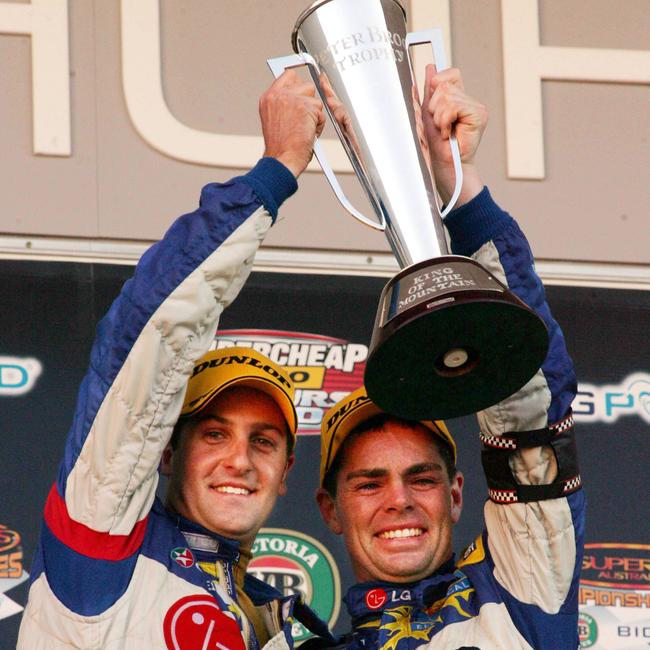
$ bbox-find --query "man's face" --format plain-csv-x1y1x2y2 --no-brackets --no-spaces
163,385,293,547
317,423,463,583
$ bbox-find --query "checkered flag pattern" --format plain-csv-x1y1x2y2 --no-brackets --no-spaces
488,489,519,503
488,474,582,504
479,413,575,451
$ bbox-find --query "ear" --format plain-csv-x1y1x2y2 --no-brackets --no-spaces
160,443,174,477
277,452,295,497
316,488,343,535
450,470,464,524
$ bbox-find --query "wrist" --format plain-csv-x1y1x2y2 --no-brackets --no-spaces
263,150,304,179
433,162,483,209
237,157,298,220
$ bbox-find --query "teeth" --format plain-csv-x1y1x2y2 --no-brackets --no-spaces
215,486,250,495
379,528,423,539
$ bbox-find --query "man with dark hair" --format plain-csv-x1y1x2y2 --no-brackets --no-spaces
18,71,335,650
316,66,583,649
320,402,457,500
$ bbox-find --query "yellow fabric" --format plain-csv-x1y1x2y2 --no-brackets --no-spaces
234,548,271,647
319,385,456,484
457,534,486,568
199,548,270,648
181,347,297,439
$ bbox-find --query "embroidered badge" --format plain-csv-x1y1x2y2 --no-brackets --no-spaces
366,588,388,610
163,595,245,650
171,547,195,568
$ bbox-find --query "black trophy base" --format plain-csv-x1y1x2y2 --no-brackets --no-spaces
364,256,549,421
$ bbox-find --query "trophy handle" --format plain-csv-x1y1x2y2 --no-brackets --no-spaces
267,54,386,232
405,29,464,218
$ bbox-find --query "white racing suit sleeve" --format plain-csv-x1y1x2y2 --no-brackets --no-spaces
21,158,298,625
445,187,584,648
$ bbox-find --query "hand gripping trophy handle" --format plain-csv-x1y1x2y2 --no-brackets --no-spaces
404,29,463,218
267,27,463,232
267,53,386,232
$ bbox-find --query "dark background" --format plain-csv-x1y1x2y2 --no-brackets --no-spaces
1,259,649,648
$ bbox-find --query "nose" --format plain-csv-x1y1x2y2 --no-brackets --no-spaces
384,479,414,512
223,437,254,474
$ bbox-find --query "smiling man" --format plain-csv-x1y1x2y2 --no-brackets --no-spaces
319,413,461,586
316,67,584,650
164,356,299,547
18,71,335,650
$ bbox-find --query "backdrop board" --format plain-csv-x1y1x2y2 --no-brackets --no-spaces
1,0,649,266
2,1,649,648
1,259,649,649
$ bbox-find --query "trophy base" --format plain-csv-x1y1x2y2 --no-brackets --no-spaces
364,256,549,420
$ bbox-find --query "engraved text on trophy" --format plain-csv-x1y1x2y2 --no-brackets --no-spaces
382,264,504,326
314,26,406,72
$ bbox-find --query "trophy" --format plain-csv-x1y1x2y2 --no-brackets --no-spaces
268,0,548,420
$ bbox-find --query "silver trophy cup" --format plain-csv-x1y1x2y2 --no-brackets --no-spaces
269,0,548,420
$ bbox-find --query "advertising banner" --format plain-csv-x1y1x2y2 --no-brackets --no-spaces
1,260,649,648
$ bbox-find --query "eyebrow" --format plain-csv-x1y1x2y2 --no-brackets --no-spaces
344,468,388,482
344,462,444,482
193,415,286,435
405,462,444,476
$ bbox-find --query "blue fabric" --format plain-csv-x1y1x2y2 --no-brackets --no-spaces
344,558,459,622
475,492,585,649
39,522,138,616
443,187,513,257
139,500,241,592
236,157,298,221
38,494,321,619
563,489,587,613
491,220,576,422
57,167,285,496
445,187,577,423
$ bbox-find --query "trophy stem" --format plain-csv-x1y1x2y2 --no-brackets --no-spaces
293,0,450,268
385,208,450,268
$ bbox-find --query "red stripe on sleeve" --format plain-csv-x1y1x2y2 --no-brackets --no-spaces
44,484,148,561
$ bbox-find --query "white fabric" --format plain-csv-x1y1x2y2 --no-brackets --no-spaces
65,208,272,534
472,239,571,611
423,601,533,649
484,498,577,613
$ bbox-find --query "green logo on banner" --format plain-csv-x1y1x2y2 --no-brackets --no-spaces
578,611,598,648
250,528,341,641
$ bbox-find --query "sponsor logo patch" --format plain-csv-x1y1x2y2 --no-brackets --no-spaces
163,595,245,650
365,588,388,610
250,528,341,641
171,547,195,568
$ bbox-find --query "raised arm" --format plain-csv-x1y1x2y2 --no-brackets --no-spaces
423,66,583,648
41,71,324,557
446,188,582,649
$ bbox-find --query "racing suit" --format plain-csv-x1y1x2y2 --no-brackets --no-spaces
18,158,332,650
336,188,584,650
